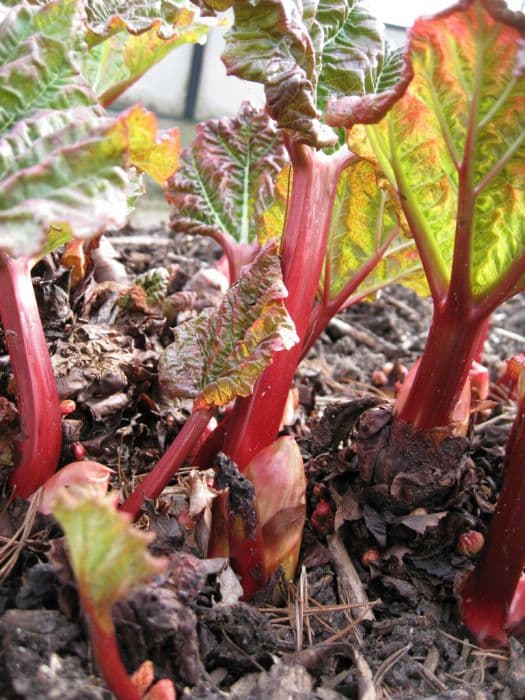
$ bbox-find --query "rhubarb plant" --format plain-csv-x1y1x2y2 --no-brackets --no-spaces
361,0,525,433
157,0,424,595
0,0,180,497
215,0,414,476
120,242,302,597
52,486,172,699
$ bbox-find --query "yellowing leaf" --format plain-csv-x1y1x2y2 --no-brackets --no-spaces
325,157,427,302
121,105,179,184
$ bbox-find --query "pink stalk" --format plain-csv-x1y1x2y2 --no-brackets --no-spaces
459,388,525,647
0,255,62,497
223,142,356,470
395,305,490,429
86,611,141,700
121,408,213,519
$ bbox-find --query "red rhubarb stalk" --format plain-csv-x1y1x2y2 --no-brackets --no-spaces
0,255,62,497
459,384,525,647
86,610,141,700
121,408,214,519
395,305,490,429
223,143,355,470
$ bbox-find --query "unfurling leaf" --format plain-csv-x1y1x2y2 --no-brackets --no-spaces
166,102,287,246
245,436,305,579
53,488,167,630
222,0,412,149
159,241,298,410
0,0,131,258
119,105,179,184
39,460,113,515
366,0,525,301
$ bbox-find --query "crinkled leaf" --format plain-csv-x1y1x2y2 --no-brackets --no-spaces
0,0,131,258
166,103,286,246
326,43,412,129
222,0,412,149
324,157,427,302
53,488,167,630
84,0,197,41
366,1,525,301
119,104,179,184
159,241,298,410
84,7,214,106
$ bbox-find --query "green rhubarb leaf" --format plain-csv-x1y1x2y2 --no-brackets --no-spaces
324,157,427,302
166,102,287,246
83,2,214,106
53,488,167,630
159,241,298,410
221,0,412,149
366,1,525,302
0,0,131,258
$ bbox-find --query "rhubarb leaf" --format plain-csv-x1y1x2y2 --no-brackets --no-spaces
83,0,197,41
222,0,412,149
324,158,427,302
366,1,525,302
259,160,427,301
120,104,179,185
53,488,167,630
0,0,131,258
83,2,214,106
166,103,287,246
159,241,298,410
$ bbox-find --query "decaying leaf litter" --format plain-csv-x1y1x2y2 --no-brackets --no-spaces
1,225,524,698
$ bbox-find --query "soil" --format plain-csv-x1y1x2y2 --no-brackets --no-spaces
1,223,525,699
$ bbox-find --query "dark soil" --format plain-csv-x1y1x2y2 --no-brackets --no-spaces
1,223,525,699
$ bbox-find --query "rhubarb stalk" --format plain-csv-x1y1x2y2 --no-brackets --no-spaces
87,611,141,700
460,375,525,647
121,408,214,519
223,143,355,470
0,255,62,497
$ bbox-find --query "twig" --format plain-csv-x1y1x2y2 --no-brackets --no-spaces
328,531,376,625
351,647,377,700
373,643,412,686
492,326,525,343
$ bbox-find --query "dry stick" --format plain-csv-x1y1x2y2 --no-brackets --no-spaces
328,531,376,624
351,647,377,700
415,662,448,693
295,566,306,652
372,643,412,687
